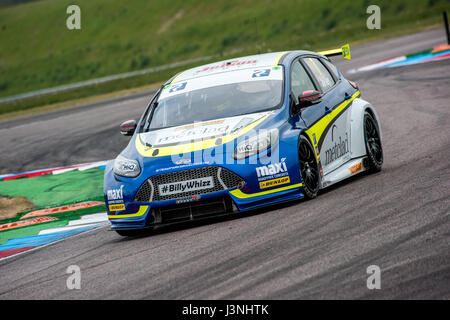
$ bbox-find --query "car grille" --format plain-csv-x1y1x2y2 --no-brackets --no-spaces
135,166,243,202
151,197,233,224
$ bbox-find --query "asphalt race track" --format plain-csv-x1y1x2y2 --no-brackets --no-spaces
0,28,449,299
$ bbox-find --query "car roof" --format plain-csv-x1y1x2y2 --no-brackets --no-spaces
169,50,317,84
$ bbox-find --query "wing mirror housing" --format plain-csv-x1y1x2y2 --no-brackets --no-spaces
120,120,137,136
298,90,322,108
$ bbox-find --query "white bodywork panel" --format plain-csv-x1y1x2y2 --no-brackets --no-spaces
349,97,382,159
140,111,271,147
172,52,286,83
319,107,352,175
322,157,367,188
319,97,381,189
160,67,283,100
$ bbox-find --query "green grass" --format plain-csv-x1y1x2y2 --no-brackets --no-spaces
0,220,68,245
0,60,203,116
0,205,106,245
0,168,106,245
0,168,104,209
0,0,448,112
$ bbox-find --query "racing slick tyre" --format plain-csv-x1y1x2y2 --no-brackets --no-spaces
363,111,383,173
298,135,320,199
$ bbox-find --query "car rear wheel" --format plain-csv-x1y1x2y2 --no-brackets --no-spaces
363,112,383,172
298,135,320,199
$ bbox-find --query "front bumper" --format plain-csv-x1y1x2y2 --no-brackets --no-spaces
107,183,304,230
106,150,305,230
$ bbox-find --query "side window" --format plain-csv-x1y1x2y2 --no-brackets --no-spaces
321,58,339,80
303,57,335,92
290,60,316,104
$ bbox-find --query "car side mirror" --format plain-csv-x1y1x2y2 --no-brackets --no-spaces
298,90,322,108
120,120,137,136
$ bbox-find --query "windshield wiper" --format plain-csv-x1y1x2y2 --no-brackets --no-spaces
237,107,276,116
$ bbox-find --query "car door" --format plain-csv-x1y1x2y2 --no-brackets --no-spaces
300,56,352,175
289,57,324,127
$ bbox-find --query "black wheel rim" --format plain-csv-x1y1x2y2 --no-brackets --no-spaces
364,115,383,164
299,140,319,191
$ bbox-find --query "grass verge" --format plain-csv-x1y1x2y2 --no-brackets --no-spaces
0,168,106,245
0,0,448,119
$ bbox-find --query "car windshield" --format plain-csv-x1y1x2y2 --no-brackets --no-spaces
141,67,284,131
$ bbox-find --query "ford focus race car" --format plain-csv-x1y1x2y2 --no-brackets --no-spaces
104,45,383,236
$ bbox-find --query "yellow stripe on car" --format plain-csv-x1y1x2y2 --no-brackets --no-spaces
305,90,360,160
108,205,149,219
318,48,342,56
318,44,351,60
273,51,289,66
230,183,302,199
308,57,324,76
135,114,270,157
170,71,185,84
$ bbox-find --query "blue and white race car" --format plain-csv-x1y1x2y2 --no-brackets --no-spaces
104,45,383,236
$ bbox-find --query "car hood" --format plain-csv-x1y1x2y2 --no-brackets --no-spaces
134,111,275,158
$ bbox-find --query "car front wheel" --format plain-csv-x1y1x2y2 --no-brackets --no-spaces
298,135,320,199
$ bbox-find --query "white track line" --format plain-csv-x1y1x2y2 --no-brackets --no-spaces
0,225,108,262
348,56,406,74
39,213,108,234
77,161,110,171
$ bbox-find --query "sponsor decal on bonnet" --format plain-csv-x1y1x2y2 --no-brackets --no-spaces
255,158,289,181
159,177,214,196
157,125,229,144
196,59,257,73
140,112,271,148
107,185,125,207
175,194,202,204
324,132,349,166
108,204,126,212
107,185,124,201
259,176,290,189
349,162,363,174
175,158,192,165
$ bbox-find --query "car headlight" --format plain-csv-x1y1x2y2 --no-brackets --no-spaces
233,129,279,159
113,155,141,177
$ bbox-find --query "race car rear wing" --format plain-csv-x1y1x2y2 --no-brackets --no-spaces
318,44,351,60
